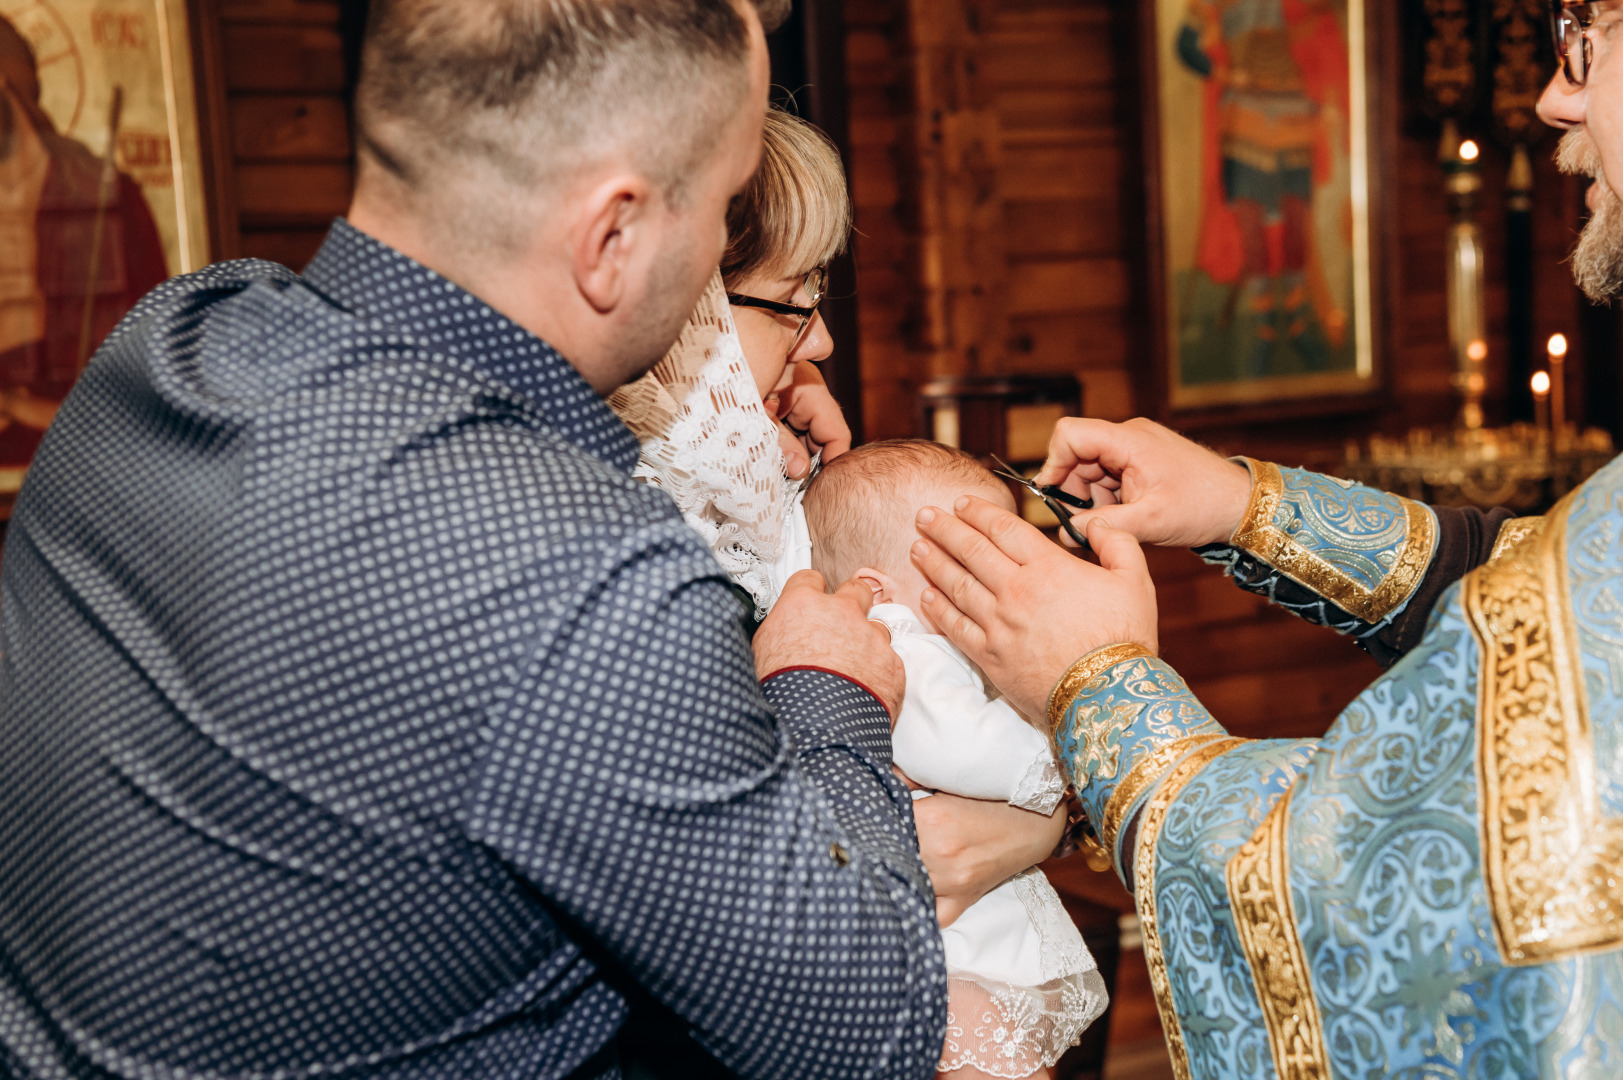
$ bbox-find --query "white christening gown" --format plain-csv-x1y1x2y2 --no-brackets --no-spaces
870,602,1109,1077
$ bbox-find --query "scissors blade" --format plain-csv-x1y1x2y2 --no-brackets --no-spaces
988,454,1091,549
987,453,1038,491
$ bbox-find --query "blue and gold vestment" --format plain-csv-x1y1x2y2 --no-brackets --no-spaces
1051,457,1623,1080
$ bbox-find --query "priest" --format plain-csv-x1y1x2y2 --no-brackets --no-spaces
910,8,1623,1078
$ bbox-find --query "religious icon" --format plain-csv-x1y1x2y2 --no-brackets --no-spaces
1150,0,1378,410
0,0,206,479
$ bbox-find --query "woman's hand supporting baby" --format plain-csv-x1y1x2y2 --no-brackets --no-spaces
769,361,852,480
754,570,905,718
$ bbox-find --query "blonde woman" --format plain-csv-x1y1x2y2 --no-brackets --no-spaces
613,106,852,622
615,108,1082,1080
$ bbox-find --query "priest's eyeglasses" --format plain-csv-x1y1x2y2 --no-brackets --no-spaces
727,266,827,356
1552,2,1621,87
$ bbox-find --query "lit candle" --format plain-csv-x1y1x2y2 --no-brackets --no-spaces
1532,370,1551,433
1460,139,1480,162
1548,334,1568,437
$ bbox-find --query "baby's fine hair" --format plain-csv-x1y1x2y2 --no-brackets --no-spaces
803,439,1004,586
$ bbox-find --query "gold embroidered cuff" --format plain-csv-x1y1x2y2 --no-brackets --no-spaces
1229,458,1436,625
1046,642,1154,735
1099,732,1230,859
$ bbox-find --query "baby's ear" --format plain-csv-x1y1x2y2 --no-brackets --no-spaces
853,567,897,603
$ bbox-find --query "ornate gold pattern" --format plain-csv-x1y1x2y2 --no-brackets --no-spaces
1071,700,1145,784
1422,0,1476,116
1133,737,1248,1080
1046,642,1154,735
1101,733,1230,859
1491,0,1545,144
1487,515,1543,562
1226,789,1332,1080
1232,459,1436,624
1464,493,1623,964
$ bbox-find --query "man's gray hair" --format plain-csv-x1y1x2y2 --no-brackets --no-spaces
355,0,766,218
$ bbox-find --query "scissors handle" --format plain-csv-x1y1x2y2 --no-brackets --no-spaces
1040,483,1091,511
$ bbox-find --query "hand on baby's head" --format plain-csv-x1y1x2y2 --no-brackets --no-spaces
802,439,1016,633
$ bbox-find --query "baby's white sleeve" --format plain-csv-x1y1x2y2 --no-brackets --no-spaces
888,635,1065,814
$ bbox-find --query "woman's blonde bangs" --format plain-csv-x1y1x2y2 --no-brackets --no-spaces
722,107,853,286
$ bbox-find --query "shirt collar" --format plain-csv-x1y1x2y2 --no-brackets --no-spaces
301,218,641,473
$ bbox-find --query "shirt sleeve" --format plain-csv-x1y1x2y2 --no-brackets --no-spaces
459,522,945,1080
1193,458,1519,666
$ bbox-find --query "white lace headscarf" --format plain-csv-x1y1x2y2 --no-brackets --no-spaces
609,271,810,616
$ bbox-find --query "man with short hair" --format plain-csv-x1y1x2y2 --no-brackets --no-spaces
910,6,1623,1077
0,2,950,1078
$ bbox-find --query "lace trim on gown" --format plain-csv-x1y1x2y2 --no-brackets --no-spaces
1008,752,1065,816
608,271,795,616
938,868,1107,1076
934,870,1110,1078
937,969,1109,1078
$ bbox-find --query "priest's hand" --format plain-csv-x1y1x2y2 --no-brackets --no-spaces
1032,417,1253,549
911,497,1156,721
755,570,905,718
906,783,1068,928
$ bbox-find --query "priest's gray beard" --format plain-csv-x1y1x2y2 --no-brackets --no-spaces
1559,130,1623,302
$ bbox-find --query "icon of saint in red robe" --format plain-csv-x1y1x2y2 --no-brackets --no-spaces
0,14,167,469
1175,0,1352,382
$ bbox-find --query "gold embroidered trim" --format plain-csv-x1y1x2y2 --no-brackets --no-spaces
1464,492,1623,964
1100,732,1229,859
1487,515,1544,562
1231,459,1436,624
1133,736,1247,1080
1046,642,1154,735
1226,789,1331,1080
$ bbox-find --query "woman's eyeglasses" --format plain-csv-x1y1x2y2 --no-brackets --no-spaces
727,266,827,356
1553,2,1616,87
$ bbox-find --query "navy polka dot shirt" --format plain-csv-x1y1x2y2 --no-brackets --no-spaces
0,221,947,1080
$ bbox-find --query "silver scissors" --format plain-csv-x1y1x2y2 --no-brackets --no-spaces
989,454,1093,549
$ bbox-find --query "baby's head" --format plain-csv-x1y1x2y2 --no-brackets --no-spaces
803,439,1017,630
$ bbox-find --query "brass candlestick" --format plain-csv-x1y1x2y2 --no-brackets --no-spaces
1444,128,1488,428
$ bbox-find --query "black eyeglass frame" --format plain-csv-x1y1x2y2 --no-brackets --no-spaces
1552,1,1616,87
727,266,828,356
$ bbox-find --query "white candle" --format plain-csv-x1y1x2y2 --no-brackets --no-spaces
1548,334,1568,435
1532,370,1551,433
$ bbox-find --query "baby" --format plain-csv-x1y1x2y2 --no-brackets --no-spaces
803,439,1108,1080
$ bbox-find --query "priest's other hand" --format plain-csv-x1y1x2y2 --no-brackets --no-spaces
755,570,905,718
1032,417,1253,549
911,497,1156,721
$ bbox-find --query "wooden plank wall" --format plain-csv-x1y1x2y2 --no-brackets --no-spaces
190,0,1595,822
844,0,1593,454
213,0,350,269
843,0,1593,739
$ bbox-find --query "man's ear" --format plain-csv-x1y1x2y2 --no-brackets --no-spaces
853,567,898,603
572,173,653,314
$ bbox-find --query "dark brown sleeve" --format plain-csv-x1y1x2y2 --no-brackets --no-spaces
1356,504,1516,666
